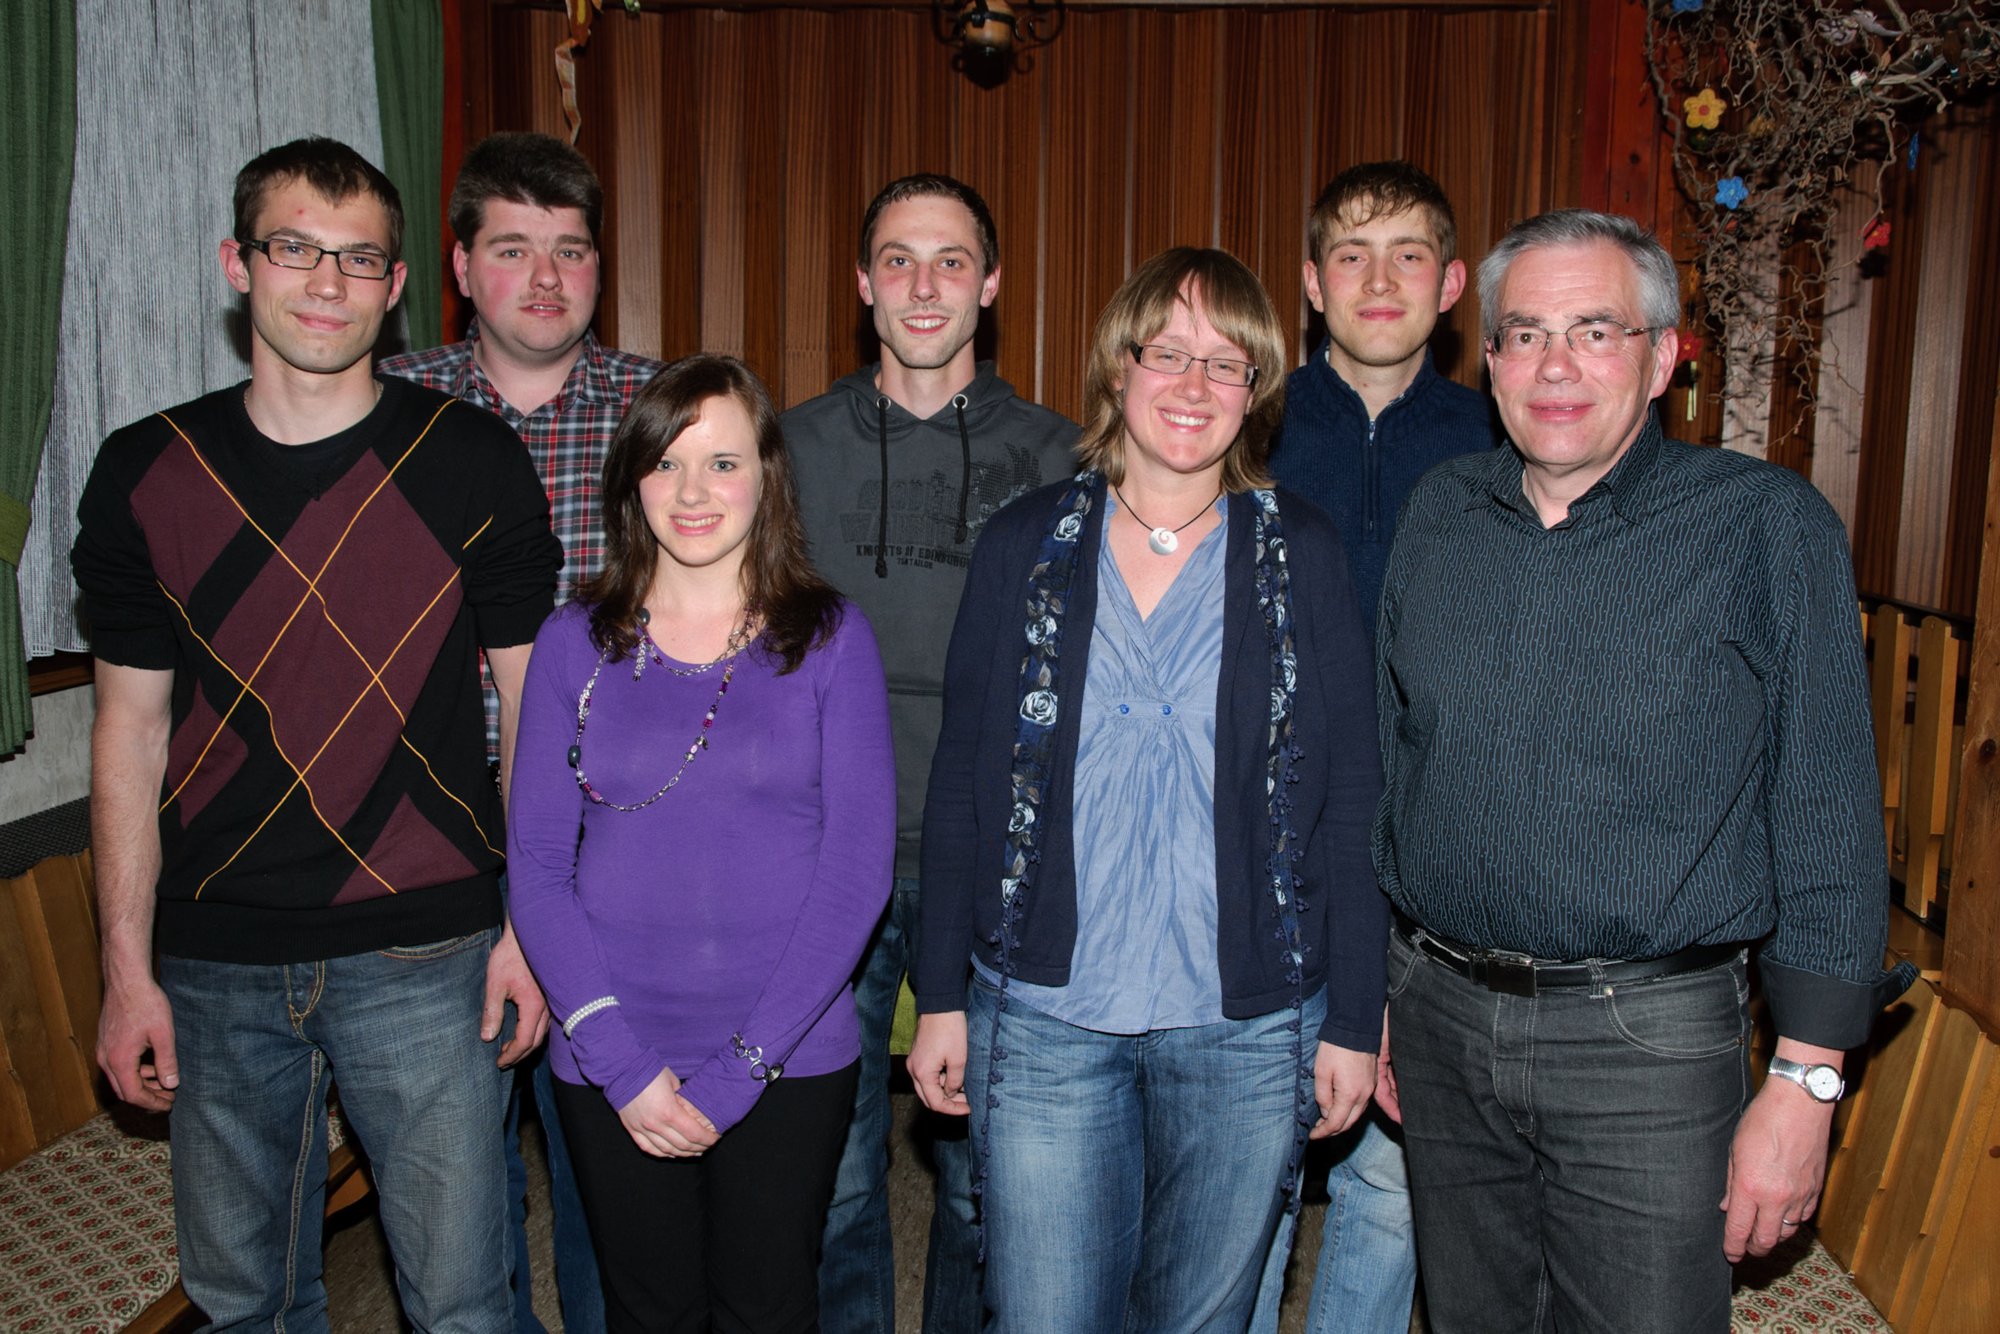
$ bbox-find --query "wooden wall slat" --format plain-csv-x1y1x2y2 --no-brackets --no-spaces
697,14,748,359
601,15,664,360
1851,161,1927,602
1892,112,1986,605
1810,168,1884,538
1940,108,2000,619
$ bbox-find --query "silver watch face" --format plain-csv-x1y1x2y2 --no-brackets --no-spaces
1802,1065,1843,1100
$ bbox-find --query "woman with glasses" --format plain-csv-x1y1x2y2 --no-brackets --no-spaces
507,354,893,1332
906,248,1387,1330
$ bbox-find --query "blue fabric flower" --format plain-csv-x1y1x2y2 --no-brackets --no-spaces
1715,176,1748,210
1672,0,1703,12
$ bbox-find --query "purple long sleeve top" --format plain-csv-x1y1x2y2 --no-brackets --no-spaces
507,601,895,1133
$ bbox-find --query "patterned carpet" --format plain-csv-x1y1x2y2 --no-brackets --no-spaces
1730,1235,1890,1332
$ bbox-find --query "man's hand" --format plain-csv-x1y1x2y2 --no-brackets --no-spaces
482,921,549,1067
97,971,179,1111
907,1011,971,1116
618,1067,720,1158
1311,1040,1376,1139
1372,1006,1401,1124
1721,1041,1842,1261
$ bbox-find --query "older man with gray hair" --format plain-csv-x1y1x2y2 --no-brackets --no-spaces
1371,208,1910,1331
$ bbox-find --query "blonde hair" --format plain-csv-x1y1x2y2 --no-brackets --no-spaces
1075,247,1285,492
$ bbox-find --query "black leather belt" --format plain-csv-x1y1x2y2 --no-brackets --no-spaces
1394,913,1743,998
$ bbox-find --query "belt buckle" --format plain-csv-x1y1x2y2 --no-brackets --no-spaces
1478,951,1538,997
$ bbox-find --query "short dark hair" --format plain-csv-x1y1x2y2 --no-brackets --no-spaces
579,355,841,674
857,174,999,275
1308,160,1458,266
1076,247,1286,494
448,132,604,247
234,137,404,260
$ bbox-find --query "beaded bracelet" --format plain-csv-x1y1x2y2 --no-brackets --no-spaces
562,995,620,1038
730,1033,784,1084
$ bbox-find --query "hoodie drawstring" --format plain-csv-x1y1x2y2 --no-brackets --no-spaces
875,395,891,578
952,393,972,544
875,390,977,576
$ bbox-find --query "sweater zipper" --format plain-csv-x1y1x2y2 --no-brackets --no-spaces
1365,415,1380,540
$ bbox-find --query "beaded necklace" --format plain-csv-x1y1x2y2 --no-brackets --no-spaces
568,609,755,812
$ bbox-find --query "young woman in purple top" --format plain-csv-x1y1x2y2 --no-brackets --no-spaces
507,354,894,1332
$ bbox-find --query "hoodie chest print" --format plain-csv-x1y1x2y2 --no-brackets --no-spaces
842,445,1049,564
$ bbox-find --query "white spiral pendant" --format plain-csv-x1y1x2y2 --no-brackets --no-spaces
1147,527,1180,556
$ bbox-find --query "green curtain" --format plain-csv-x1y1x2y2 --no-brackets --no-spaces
0,5,77,754
374,0,446,352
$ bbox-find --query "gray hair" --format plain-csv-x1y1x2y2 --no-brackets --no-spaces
1476,209,1680,342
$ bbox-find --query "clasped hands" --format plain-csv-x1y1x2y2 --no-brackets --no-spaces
620,1066,720,1158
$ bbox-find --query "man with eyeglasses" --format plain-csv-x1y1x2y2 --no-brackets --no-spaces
73,137,560,1329
784,174,1076,1334
1370,208,1906,1332
1251,160,1498,1334
384,130,663,1334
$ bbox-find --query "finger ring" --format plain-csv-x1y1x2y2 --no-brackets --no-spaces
1781,1218,1798,1227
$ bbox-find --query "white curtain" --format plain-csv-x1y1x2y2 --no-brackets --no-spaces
22,0,386,655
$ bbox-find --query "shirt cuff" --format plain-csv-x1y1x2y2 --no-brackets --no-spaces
1761,955,1918,1050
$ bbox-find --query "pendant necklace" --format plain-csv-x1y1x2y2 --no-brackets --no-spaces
568,607,755,812
1114,486,1219,555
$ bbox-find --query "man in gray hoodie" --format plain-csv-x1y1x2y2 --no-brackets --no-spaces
785,174,1076,1334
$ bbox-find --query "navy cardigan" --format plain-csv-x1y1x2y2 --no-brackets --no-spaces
912,477,1387,1054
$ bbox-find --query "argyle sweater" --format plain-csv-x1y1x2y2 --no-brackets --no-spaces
72,376,562,963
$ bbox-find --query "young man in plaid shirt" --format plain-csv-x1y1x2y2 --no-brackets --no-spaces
383,131,662,1334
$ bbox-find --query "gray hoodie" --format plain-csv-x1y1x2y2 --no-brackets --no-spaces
785,361,1078,878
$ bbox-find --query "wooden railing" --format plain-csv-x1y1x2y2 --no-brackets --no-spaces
1861,598,1972,922
1823,599,1993,1333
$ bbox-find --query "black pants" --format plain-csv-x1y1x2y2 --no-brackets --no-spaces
554,1063,859,1334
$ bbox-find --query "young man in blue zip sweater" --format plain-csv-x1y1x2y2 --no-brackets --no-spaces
1251,161,1499,1334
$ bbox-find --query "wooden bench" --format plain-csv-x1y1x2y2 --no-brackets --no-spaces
0,852,368,1332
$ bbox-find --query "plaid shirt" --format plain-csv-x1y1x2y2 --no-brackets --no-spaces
382,323,664,599
382,324,664,754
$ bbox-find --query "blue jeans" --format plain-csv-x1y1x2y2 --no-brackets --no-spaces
1387,927,1749,1333
495,871,603,1334
966,978,1323,1334
525,1054,606,1332
161,928,512,1333
1249,1109,1416,1334
819,877,981,1334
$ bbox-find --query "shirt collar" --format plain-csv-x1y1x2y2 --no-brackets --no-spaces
1475,409,1668,525
459,319,613,418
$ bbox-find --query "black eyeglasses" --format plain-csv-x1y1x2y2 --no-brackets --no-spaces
1128,343,1259,387
1488,320,1658,361
242,237,394,281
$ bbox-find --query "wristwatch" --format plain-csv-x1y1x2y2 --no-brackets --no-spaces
1768,1056,1845,1103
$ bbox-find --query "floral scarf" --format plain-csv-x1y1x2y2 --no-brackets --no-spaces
977,471,1311,1232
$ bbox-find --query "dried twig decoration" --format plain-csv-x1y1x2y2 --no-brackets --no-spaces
1645,1,1998,417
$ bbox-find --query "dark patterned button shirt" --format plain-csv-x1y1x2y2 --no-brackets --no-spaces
1374,415,1890,1049
383,325,663,757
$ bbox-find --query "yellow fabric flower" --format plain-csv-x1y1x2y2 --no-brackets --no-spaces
1684,87,1727,130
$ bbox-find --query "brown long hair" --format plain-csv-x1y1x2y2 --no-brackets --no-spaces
1074,247,1287,493
579,354,840,673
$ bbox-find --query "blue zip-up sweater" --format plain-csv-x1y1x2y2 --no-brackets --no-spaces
912,478,1386,1054
1269,344,1499,637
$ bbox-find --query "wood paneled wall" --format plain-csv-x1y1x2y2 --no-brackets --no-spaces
461,1,1573,421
